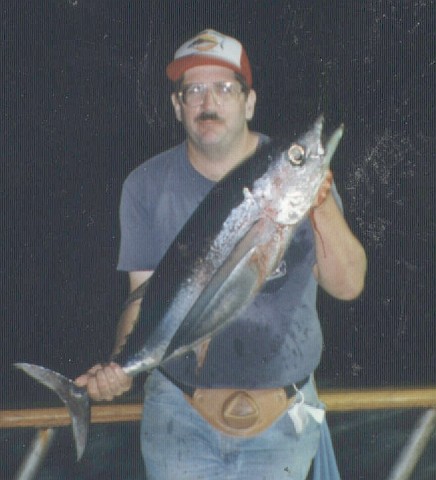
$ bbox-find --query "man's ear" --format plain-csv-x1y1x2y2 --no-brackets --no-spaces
245,89,256,121
171,93,182,122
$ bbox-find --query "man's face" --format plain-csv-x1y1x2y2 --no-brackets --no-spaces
171,65,256,151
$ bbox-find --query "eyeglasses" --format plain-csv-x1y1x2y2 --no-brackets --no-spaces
177,81,246,107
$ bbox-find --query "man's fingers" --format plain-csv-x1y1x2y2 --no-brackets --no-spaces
111,362,133,391
313,170,333,207
74,363,131,401
74,363,103,387
86,375,108,400
95,368,117,400
87,363,104,375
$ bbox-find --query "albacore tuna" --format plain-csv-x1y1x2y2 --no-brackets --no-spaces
16,116,344,459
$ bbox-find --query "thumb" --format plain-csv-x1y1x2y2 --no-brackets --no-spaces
74,364,103,386
74,374,89,387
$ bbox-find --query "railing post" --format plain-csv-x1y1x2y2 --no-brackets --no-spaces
13,428,56,480
386,409,436,480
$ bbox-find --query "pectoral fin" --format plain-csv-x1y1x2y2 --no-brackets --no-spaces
163,228,268,361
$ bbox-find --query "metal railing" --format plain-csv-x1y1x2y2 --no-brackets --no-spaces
2,386,436,480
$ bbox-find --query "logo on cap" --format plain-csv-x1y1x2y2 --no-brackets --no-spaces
187,31,225,52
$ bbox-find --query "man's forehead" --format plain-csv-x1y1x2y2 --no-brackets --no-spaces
183,65,236,83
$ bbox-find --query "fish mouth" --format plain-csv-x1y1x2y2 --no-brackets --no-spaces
296,115,343,166
317,115,345,160
311,115,344,164
324,123,344,165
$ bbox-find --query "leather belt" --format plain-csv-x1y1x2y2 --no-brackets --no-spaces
163,372,309,398
161,370,310,437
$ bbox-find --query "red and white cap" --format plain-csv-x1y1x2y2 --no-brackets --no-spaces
166,29,252,88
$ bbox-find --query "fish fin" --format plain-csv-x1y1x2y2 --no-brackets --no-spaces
163,232,264,359
14,363,89,460
193,338,212,373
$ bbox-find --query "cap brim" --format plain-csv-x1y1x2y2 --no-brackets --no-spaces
166,55,252,87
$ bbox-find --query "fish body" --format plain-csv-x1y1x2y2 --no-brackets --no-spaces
15,116,343,459
117,116,342,374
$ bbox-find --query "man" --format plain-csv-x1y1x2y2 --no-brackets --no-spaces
76,29,367,479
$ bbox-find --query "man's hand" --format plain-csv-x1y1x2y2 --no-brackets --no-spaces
75,362,133,401
312,170,333,208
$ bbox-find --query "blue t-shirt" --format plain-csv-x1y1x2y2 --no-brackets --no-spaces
117,140,337,389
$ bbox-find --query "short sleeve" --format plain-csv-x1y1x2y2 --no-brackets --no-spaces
117,179,152,271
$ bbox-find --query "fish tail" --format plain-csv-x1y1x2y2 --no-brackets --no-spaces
14,362,90,460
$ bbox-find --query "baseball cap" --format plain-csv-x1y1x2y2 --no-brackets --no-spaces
166,29,252,87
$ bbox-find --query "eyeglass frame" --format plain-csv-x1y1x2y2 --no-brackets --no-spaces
174,73,250,108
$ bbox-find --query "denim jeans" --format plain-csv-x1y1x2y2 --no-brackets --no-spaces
140,370,325,480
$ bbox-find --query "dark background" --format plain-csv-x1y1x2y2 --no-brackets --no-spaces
2,0,435,406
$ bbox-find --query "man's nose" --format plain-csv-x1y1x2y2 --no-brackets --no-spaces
201,87,219,108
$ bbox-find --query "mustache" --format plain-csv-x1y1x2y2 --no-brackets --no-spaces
195,112,222,122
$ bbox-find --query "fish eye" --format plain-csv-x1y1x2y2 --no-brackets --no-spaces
287,144,305,166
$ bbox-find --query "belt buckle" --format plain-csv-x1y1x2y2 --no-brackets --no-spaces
222,391,260,429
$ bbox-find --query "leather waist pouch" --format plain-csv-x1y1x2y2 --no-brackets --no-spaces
184,387,295,437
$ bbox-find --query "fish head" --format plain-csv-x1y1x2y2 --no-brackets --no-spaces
255,116,344,225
